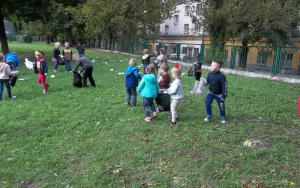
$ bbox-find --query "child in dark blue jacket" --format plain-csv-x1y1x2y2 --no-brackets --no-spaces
204,60,228,123
125,58,142,107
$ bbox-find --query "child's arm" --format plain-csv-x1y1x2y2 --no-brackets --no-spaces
167,80,179,95
134,69,142,80
137,78,145,93
221,76,227,100
42,61,48,75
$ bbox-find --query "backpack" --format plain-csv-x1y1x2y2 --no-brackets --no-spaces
73,71,82,87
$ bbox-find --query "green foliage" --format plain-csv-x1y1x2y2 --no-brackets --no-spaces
0,42,300,187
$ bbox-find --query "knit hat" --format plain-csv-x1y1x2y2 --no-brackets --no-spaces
77,41,81,44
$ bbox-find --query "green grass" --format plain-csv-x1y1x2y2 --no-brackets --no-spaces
0,41,299,188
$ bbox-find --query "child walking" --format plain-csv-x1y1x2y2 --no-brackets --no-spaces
157,63,170,91
137,65,159,122
194,53,203,81
0,53,19,102
62,42,73,72
167,65,184,124
204,60,227,123
35,50,50,94
52,42,61,72
125,58,142,107
154,48,167,75
142,49,155,75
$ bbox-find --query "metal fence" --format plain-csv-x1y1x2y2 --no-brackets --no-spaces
6,35,300,76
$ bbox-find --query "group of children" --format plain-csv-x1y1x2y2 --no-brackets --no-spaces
125,48,227,124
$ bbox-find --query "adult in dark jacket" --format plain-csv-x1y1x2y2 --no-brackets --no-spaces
72,54,95,88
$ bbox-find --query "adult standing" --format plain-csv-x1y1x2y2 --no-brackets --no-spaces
72,54,95,88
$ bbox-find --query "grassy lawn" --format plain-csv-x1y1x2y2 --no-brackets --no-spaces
0,42,299,188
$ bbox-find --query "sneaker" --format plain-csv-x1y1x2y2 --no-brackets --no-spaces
9,96,16,100
144,117,151,122
69,71,73,73
126,102,131,107
221,116,226,124
43,90,47,94
204,115,212,122
151,112,157,118
168,121,176,125
53,70,57,72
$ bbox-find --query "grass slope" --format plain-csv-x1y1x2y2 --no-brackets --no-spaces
0,42,299,188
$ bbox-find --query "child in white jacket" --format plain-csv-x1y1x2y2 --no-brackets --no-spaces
167,65,184,124
0,53,19,102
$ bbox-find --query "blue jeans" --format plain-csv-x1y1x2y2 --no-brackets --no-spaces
65,60,72,71
126,87,137,106
0,79,12,101
143,97,156,117
205,93,225,117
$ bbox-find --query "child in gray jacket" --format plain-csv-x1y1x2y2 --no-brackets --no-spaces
167,65,184,124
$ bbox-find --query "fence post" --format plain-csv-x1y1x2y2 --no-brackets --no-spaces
131,40,135,54
98,36,101,49
121,41,124,52
105,39,108,50
176,43,181,61
159,42,163,50
200,43,205,62
230,46,237,69
112,40,115,51
272,47,281,75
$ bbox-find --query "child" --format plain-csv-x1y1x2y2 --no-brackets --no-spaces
157,62,170,91
137,65,159,122
142,49,155,75
5,52,19,71
204,60,227,123
154,48,167,75
167,65,184,124
35,50,50,94
52,42,61,72
194,53,202,81
76,41,85,57
0,53,19,102
62,42,73,72
72,54,96,88
125,58,142,107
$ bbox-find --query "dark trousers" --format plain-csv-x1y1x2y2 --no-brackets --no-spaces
126,87,137,106
0,79,12,101
143,97,156,117
195,72,202,81
83,67,96,87
205,93,225,117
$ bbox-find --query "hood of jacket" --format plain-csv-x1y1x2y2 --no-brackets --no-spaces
125,66,138,76
143,74,157,83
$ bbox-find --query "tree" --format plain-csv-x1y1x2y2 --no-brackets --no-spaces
69,0,177,49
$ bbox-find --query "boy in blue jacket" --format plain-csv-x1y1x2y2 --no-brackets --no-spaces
204,60,228,123
125,58,142,107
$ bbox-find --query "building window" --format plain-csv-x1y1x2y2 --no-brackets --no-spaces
194,24,201,33
185,6,190,16
194,48,199,57
174,15,179,25
196,3,203,14
257,51,270,65
184,24,189,34
182,47,187,54
281,53,293,68
165,25,169,34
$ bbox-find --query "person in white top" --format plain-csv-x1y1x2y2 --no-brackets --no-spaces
167,64,184,124
0,53,19,102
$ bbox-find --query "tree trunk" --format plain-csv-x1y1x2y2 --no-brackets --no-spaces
0,6,9,54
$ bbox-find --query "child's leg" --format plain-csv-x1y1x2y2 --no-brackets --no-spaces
3,80,12,99
37,74,42,84
170,99,181,122
132,87,137,106
68,61,72,71
143,97,151,118
65,60,69,71
205,93,215,117
41,75,48,91
0,81,4,101
215,96,225,117
143,64,147,75
149,98,156,113
126,87,132,104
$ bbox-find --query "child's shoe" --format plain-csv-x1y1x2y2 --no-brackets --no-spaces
221,116,226,124
168,121,176,125
144,117,151,122
204,115,212,122
151,112,157,118
42,90,47,94
126,102,131,107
